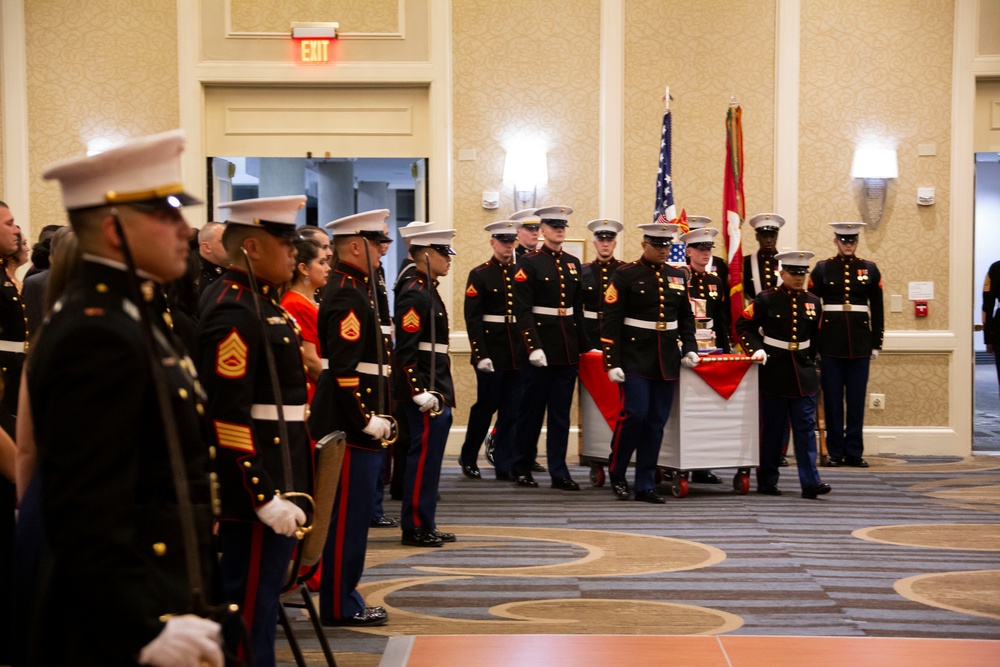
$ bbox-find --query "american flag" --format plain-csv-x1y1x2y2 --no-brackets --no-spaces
654,107,688,265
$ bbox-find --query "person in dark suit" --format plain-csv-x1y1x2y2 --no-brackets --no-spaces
742,213,785,302
809,222,884,468
309,209,395,626
394,226,458,547
200,195,314,667
198,221,228,290
736,250,831,500
511,205,591,490
602,223,699,503
580,218,625,346
984,259,1000,391
32,130,223,666
460,220,524,481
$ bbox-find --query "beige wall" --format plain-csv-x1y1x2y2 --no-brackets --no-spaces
623,0,777,261
230,0,398,34
25,0,180,229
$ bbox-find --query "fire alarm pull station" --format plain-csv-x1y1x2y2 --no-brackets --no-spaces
915,301,928,317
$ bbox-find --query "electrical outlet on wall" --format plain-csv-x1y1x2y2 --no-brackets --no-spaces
869,393,885,410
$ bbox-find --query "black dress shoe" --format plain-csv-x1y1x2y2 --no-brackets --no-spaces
321,606,388,627
461,463,482,479
431,529,456,543
531,461,547,473
778,455,789,467
401,529,443,547
634,489,666,504
551,477,580,491
515,474,539,488
691,471,722,484
611,477,630,500
756,486,782,496
823,456,844,467
370,515,400,528
801,482,832,499
843,457,869,468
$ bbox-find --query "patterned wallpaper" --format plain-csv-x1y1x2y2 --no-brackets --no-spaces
866,353,949,427
451,0,602,321
0,62,4,201
230,0,398,34
25,0,180,230
623,0,777,262
798,0,954,331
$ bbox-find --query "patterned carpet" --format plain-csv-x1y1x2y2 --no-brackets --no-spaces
276,455,1000,666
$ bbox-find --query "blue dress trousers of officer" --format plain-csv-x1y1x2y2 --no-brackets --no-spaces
602,257,697,494
736,275,825,495
395,268,455,538
309,254,392,624
461,256,523,479
809,234,884,466
512,244,591,484
200,267,314,666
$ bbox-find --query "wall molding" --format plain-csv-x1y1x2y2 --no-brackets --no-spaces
0,0,30,235
774,0,800,250
222,0,406,40
598,0,624,221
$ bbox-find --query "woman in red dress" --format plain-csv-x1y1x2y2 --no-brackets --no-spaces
281,235,330,401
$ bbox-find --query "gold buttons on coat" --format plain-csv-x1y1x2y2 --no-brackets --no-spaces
152,542,167,556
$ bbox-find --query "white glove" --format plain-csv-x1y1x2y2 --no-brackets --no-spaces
607,367,625,383
255,496,306,537
363,415,392,440
871,349,880,360
413,391,440,413
681,351,701,368
139,615,222,667
750,349,768,365
529,349,548,367
476,358,495,373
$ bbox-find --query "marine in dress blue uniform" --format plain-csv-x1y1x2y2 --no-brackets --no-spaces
742,213,784,302
394,227,458,547
984,260,1000,389
809,222,884,468
602,224,699,503
580,218,625,346
200,195,315,666
33,131,224,667
511,205,592,490
309,209,394,626
511,208,541,262
736,251,831,499
685,215,730,316
682,227,732,353
460,220,524,481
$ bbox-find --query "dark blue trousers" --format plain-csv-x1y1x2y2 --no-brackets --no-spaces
609,375,675,492
401,404,452,532
371,448,391,521
759,391,822,491
460,368,523,478
218,520,296,667
513,363,578,480
820,356,871,459
319,445,382,620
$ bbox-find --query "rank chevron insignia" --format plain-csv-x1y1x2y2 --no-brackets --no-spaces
604,283,618,304
466,283,478,297
402,307,421,332
340,310,361,341
216,329,248,379
514,268,527,282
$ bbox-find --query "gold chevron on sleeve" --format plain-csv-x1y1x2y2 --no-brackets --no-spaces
214,420,254,452
216,329,248,379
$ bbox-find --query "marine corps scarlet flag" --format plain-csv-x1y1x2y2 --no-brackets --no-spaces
723,104,746,349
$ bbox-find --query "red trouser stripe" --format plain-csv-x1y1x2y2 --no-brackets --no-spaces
608,384,625,470
410,412,431,529
239,522,264,661
332,447,352,619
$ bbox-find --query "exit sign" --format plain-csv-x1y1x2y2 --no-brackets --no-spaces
299,38,330,63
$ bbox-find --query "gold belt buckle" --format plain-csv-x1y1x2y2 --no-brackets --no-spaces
843,304,853,312
507,315,516,323
558,308,567,316
656,321,667,331
788,342,799,351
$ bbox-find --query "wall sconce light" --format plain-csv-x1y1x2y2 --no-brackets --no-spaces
503,146,548,208
851,147,898,226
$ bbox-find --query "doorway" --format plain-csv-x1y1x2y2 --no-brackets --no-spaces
974,152,1000,452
